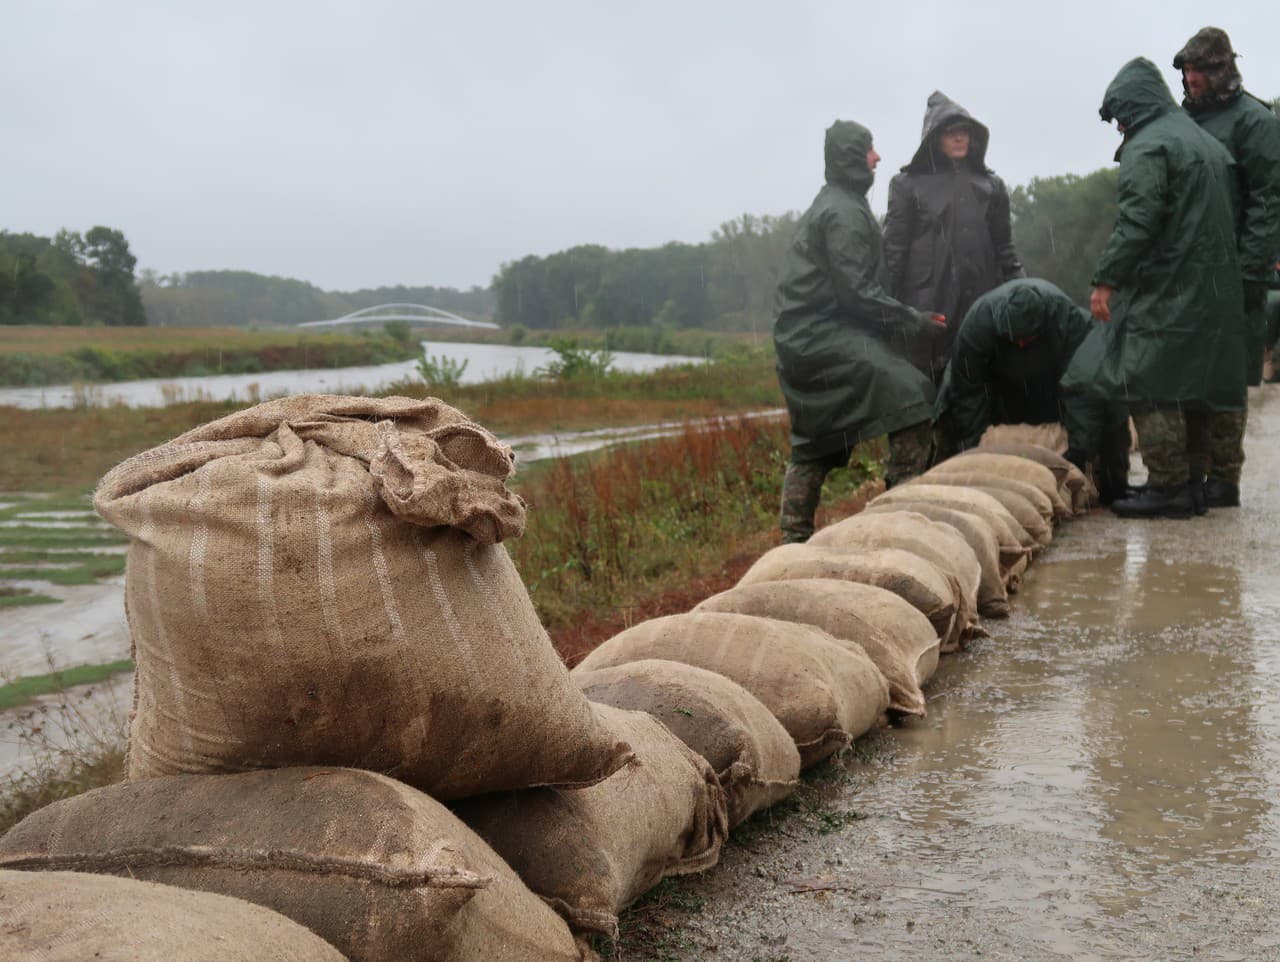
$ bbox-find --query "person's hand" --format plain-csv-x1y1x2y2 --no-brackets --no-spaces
929,313,947,328
1090,284,1114,322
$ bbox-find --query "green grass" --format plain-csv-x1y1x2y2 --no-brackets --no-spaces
0,559,125,585
0,588,61,608
0,492,126,599
0,660,134,711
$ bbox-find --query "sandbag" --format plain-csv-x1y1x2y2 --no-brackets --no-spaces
871,483,1038,555
695,579,939,718
0,767,589,962
808,510,984,644
93,394,630,800
575,612,889,768
737,544,962,651
573,660,800,828
915,469,1057,528
860,502,1010,617
979,422,1067,453
969,441,1097,515
932,453,1069,521
955,482,1052,548
454,705,729,937
0,869,350,962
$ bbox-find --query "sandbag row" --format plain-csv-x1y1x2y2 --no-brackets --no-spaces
0,398,1092,957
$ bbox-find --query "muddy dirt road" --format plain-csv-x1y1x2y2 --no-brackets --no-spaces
669,388,1280,961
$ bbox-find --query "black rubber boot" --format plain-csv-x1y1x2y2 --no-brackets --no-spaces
1191,480,1207,516
1110,483,1195,519
1203,479,1240,508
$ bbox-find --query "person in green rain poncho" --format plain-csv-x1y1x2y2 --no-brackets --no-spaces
773,120,947,543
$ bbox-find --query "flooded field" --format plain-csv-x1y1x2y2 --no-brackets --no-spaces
671,387,1280,961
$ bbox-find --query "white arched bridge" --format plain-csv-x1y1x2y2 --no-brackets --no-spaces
298,303,499,330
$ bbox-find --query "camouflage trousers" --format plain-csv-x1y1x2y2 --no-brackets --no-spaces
779,421,932,543
1132,407,1245,488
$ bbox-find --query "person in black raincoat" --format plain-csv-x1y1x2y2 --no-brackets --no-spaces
883,91,1026,383
773,120,946,543
1174,27,1280,504
1069,57,1246,519
934,278,1130,503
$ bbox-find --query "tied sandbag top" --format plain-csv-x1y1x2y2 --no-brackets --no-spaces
95,394,525,544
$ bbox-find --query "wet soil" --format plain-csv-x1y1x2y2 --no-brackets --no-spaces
642,388,1280,960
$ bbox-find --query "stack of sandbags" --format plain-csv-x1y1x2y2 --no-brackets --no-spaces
928,451,1069,523
0,768,590,962
979,422,1067,453
694,580,940,718
575,611,890,769
453,705,730,938
0,870,349,962
3,395,664,960
737,543,965,651
971,441,1098,515
807,510,986,645
573,661,801,828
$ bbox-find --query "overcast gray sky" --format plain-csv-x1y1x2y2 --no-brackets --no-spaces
5,1,1278,292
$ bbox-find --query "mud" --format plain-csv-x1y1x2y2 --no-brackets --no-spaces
657,386,1280,961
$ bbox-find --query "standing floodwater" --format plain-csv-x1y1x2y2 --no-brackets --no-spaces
679,387,1280,961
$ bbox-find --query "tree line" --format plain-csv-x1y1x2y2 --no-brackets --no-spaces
0,228,146,326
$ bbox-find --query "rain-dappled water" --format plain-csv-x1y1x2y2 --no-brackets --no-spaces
0,341,703,409
685,386,1280,961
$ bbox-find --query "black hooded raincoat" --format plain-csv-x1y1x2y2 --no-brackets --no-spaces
773,121,937,463
884,92,1025,379
1063,58,1246,412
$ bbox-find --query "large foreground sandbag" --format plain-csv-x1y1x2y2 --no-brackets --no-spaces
0,870,349,962
573,660,800,828
695,580,939,717
575,612,889,767
914,469,1057,530
931,453,1069,521
969,441,1098,515
93,394,630,799
808,510,984,643
871,483,1038,555
0,767,589,962
454,705,730,937
979,422,1067,452
738,543,962,650
860,502,1010,617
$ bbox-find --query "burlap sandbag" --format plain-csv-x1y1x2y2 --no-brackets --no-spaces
951,481,1052,548
979,422,1067,453
969,441,1098,515
572,660,800,828
93,394,630,799
914,469,1057,529
454,705,729,937
808,510,984,645
0,869,349,962
0,767,590,962
737,543,962,651
871,483,1038,555
931,453,1069,521
575,612,889,768
695,579,939,717
860,502,1010,617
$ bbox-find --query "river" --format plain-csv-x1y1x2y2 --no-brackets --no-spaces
0,341,703,409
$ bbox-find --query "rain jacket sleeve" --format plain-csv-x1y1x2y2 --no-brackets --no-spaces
823,207,930,335
988,177,1026,282
1235,104,1280,281
940,308,999,449
1093,142,1169,288
883,174,914,299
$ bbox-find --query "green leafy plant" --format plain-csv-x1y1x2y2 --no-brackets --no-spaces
416,352,469,389
537,338,615,381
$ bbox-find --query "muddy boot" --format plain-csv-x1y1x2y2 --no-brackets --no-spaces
1202,478,1239,508
1110,483,1195,519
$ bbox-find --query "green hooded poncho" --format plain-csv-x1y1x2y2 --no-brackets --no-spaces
773,120,937,462
935,278,1124,454
1065,58,1246,412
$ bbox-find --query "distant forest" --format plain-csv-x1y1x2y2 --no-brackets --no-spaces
1,228,146,327
138,272,495,328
